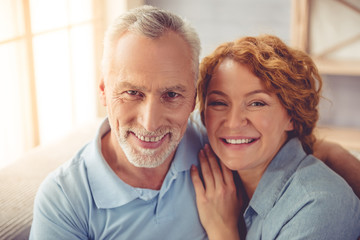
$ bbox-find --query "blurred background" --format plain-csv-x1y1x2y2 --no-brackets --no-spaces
1,0,360,169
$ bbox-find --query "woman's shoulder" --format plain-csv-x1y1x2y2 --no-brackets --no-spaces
275,154,359,208
294,154,354,196
262,155,360,238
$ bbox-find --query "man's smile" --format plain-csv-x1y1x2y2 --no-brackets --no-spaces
133,132,167,143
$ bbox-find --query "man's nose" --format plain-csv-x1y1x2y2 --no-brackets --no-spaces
138,97,163,132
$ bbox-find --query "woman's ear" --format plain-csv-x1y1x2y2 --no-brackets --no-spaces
285,119,294,131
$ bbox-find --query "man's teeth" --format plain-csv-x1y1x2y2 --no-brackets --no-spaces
225,138,253,144
136,134,165,142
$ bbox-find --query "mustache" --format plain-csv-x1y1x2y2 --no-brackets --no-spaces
121,126,176,138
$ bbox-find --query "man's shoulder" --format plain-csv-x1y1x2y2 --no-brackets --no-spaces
35,142,93,203
31,143,94,239
55,142,90,177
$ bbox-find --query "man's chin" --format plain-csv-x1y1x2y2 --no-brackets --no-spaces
125,144,177,168
117,131,180,168
127,155,167,168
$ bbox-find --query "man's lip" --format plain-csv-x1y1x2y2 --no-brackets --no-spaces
133,132,167,143
130,132,169,149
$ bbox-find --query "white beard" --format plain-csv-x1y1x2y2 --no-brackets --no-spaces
113,125,182,168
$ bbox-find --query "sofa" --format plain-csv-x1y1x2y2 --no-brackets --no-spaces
0,119,102,239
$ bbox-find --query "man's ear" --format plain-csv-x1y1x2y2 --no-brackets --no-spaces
99,77,107,107
191,91,197,112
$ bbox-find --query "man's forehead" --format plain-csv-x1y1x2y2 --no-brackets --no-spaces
114,31,191,59
108,31,195,90
108,61,195,88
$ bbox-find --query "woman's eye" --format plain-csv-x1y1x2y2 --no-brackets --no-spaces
250,101,265,107
208,101,226,106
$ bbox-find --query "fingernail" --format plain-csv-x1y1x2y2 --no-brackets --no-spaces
198,149,203,157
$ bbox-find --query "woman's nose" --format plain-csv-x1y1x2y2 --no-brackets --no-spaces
224,107,248,129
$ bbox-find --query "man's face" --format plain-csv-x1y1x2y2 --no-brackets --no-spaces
100,31,196,168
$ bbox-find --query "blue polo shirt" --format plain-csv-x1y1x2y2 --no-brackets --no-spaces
30,117,208,239
245,138,360,239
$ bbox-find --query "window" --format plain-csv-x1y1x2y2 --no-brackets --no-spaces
0,0,106,168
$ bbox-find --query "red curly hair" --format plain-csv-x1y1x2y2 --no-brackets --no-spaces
197,35,322,154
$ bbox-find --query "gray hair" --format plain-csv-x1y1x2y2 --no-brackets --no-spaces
101,5,201,83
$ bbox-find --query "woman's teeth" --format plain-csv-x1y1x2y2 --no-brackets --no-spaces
225,138,254,144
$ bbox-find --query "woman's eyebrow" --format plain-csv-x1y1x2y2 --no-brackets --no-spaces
244,89,271,97
207,90,227,97
207,89,270,97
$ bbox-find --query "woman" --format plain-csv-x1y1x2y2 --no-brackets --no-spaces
191,35,360,239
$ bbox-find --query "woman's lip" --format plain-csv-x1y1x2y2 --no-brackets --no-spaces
220,137,259,145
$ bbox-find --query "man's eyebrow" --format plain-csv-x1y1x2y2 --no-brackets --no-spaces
159,84,187,93
114,81,146,91
113,82,188,93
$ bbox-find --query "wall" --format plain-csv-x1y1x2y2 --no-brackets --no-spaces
320,75,360,128
146,0,291,58
145,0,360,129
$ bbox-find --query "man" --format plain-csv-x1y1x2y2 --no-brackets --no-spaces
30,5,360,239
30,6,206,239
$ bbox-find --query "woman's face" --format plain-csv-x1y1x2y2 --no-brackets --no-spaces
204,58,293,174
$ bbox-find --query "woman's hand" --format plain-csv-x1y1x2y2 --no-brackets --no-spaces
191,144,242,240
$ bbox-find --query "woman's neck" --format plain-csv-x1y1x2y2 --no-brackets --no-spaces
238,169,265,199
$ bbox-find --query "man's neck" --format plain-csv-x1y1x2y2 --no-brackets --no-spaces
101,131,173,190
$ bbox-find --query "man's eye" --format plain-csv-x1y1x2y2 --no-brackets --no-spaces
167,92,178,98
163,92,179,99
126,90,139,95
